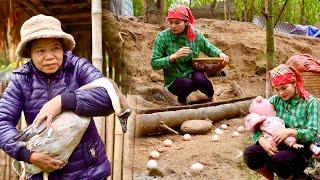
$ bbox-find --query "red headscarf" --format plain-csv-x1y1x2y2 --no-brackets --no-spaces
269,64,309,99
166,4,196,41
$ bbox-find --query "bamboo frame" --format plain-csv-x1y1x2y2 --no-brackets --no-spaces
113,116,124,180
122,95,136,180
91,0,103,71
91,0,106,143
106,114,115,180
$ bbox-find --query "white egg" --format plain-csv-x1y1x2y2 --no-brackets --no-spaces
163,139,173,147
211,135,219,142
220,124,228,130
190,162,204,173
215,128,223,135
183,134,192,141
150,150,160,159
237,126,245,133
147,159,158,170
232,131,240,137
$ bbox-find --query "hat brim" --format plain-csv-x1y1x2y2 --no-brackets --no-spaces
16,29,75,58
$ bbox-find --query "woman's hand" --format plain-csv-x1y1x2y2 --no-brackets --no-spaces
33,95,62,128
272,128,297,145
219,53,229,66
259,136,278,156
29,152,64,171
169,47,191,63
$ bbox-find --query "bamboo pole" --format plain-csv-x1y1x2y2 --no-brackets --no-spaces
0,150,5,179
91,0,106,141
122,95,136,180
106,114,115,180
135,99,252,137
265,0,275,97
113,116,124,180
91,0,103,73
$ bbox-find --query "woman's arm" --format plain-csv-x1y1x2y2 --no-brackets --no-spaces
68,58,114,117
296,98,319,142
151,33,172,70
0,75,31,162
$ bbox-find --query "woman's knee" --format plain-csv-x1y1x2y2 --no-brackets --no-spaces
269,151,307,178
191,71,207,82
243,145,267,170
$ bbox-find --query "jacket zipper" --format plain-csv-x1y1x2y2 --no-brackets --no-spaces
48,79,52,100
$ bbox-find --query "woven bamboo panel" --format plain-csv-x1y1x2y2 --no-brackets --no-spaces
302,72,320,98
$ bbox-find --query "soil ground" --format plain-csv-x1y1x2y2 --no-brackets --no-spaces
133,118,261,179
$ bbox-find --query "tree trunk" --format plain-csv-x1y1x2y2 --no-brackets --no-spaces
135,99,252,137
265,0,275,97
141,0,165,24
300,0,305,24
157,0,166,25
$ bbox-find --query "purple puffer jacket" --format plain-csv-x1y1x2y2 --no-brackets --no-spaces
0,52,113,179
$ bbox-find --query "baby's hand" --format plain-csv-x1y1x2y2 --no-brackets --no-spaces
292,143,304,149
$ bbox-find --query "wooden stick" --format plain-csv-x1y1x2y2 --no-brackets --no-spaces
138,96,255,114
160,121,179,135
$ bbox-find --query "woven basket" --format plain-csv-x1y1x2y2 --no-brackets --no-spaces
301,72,320,98
192,58,226,76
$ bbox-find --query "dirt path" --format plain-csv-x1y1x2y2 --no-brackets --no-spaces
133,118,263,179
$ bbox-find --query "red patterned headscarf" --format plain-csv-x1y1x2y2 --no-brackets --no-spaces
166,4,196,41
269,64,309,99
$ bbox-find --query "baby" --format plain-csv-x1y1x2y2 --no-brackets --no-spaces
245,96,320,154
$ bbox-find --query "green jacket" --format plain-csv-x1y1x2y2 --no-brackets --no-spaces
151,28,222,87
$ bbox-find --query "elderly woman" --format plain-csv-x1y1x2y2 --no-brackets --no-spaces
243,64,319,180
151,4,229,105
0,14,114,179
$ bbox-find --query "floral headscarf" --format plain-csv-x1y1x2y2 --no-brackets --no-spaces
269,64,309,99
166,4,196,41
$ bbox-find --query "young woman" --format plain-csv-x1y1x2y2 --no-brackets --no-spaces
243,64,319,179
151,4,229,105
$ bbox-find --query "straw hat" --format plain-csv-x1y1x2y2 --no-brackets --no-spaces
16,14,75,58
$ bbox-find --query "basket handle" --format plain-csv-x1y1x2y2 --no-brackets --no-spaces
192,57,223,61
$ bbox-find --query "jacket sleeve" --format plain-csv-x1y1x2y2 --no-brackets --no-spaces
151,33,171,70
295,97,319,142
0,75,31,162
62,58,114,117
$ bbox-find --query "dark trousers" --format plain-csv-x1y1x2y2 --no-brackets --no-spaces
243,142,312,179
168,71,214,103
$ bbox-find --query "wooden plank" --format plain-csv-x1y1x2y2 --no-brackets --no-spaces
106,114,115,180
137,96,255,114
112,116,124,180
122,95,136,180
0,150,6,180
